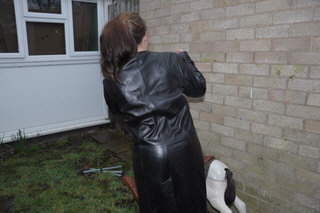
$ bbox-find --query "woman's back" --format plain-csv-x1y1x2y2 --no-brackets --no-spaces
100,12,207,213
104,51,185,116
103,51,205,144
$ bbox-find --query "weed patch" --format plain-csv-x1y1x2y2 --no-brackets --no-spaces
0,130,137,212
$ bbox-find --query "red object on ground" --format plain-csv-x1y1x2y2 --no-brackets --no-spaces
121,176,139,203
121,156,215,203
203,155,215,163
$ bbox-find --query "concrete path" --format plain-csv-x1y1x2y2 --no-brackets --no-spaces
92,130,133,164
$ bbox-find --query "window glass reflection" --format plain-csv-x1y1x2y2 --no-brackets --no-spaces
72,1,98,51
27,22,65,55
0,0,19,53
27,0,61,14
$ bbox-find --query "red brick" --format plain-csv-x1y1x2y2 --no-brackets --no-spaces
154,8,170,18
190,42,214,52
255,52,288,64
212,83,238,95
155,26,170,35
294,0,320,8
305,120,320,134
254,100,285,114
140,11,154,20
170,2,190,14
163,14,182,25
200,31,226,41
240,13,272,27
191,0,213,11
311,37,320,51
171,23,190,33
145,1,161,10
288,79,320,92
204,93,224,104
213,0,240,8
269,90,306,105
190,20,213,32
146,18,162,28
225,96,252,108
254,76,287,89
221,137,247,151
212,104,237,117
213,18,239,30
307,94,320,106
226,52,253,63
271,65,308,78
202,8,225,20
200,111,223,124
256,0,292,13
213,63,238,74
224,117,250,130
287,104,320,120
195,62,212,72
289,52,320,65
227,28,255,40
289,23,320,37
315,7,320,21
224,74,253,86
240,39,271,51
239,64,270,75
180,12,200,22
272,38,310,51
310,66,320,79
226,3,255,17
256,25,290,39
214,41,240,52
273,9,313,24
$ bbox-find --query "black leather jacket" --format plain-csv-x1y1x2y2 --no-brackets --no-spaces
103,51,206,144
103,51,207,213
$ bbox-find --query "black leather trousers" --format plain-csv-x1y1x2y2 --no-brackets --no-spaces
132,134,207,213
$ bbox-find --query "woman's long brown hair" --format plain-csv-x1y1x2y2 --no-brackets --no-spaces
100,12,146,83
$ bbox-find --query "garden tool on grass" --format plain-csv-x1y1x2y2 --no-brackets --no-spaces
79,165,123,176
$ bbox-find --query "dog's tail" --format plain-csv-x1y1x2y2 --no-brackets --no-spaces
224,168,236,207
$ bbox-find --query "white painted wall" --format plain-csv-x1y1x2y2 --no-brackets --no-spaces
0,61,108,142
0,0,112,143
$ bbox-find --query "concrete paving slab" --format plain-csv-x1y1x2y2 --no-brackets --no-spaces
119,149,133,163
92,131,123,144
92,131,132,154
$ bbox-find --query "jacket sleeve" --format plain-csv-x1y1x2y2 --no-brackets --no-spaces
103,81,122,115
177,51,206,97
104,91,122,115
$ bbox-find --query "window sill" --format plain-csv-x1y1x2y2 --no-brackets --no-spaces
0,56,100,68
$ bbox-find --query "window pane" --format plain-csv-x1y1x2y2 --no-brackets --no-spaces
27,22,65,55
72,1,98,51
0,0,18,53
27,0,61,14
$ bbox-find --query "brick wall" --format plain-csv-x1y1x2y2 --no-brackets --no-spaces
139,0,320,212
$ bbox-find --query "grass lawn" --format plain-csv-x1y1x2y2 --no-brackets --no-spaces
0,129,138,213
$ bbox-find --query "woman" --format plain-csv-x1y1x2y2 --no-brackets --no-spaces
100,12,207,213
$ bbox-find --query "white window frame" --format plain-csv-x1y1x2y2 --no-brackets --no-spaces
22,0,70,60
22,0,67,19
0,0,25,58
23,17,70,60
104,0,113,23
68,0,104,57
0,0,108,63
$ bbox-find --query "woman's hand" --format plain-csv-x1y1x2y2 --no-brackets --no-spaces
175,49,184,54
